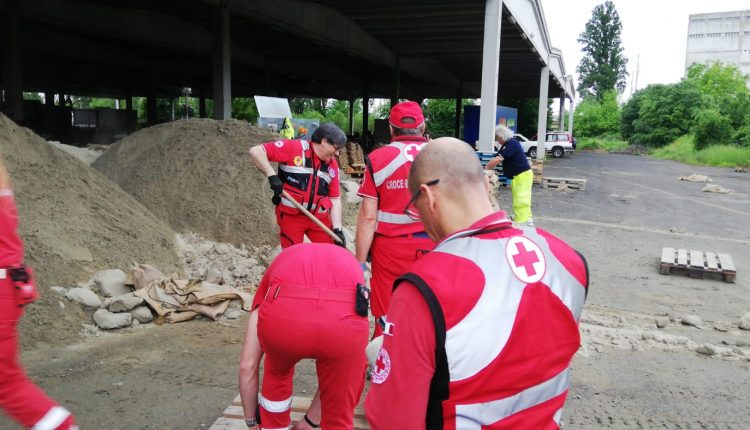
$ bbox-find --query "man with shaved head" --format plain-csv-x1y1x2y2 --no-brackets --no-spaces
366,137,589,429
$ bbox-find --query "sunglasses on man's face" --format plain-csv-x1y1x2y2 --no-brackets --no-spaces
403,179,439,221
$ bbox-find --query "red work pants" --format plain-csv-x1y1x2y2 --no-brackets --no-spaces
370,234,434,336
0,278,77,430
275,208,334,249
257,286,368,429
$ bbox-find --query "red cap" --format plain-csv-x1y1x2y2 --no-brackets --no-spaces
389,101,425,129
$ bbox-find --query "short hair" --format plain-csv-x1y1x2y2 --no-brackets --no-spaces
494,124,514,141
391,123,425,137
311,122,347,148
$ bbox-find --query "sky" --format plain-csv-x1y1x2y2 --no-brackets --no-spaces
542,0,749,101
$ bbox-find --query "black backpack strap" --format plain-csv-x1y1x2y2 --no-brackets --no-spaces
394,273,449,430
363,155,379,199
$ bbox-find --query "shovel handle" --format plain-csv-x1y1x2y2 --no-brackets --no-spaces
280,190,343,244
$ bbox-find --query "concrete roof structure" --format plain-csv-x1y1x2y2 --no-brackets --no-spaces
2,0,574,102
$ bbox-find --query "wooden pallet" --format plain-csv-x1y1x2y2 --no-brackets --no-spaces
209,395,370,430
659,248,736,283
346,164,365,178
530,159,543,185
542,177,586,190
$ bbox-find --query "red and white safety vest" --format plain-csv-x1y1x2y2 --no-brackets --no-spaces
395,218,588,429
358,136,428,236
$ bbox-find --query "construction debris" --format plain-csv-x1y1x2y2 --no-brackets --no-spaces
678,173,712,182
702,184,733,194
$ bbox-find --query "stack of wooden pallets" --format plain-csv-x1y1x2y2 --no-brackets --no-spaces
209,396,370,430
530,159,543,185
542,177,586,190
659,248,736,282
346,163,366,178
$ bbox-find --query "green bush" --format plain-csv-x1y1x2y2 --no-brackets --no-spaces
576,135,629,152
651,135,750,166
692,109,732,150
732,124,750,147
573,90,621,137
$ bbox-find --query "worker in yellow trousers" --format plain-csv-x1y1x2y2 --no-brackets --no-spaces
486,124,534,226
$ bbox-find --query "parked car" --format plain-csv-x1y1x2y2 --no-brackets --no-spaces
518,132,575,158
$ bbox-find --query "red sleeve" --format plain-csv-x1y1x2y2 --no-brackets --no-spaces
357,161,378,200
328,159,341,198
261,139,298,164
0,190,25,267
365,282,435,430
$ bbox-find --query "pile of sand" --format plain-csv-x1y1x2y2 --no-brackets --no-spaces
94,119,281,246
0,114,182,345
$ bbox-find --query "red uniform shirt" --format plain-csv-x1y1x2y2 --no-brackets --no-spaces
358,136,428,237
261,139,340,206
366,212,588,429
0,189,24,267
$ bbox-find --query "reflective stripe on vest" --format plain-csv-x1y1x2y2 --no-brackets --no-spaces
454,368,570,428
373,142,409,186
279,164,312,175
409,221,586,428
376,211,413,225
436,232,586,381
280,196,317,211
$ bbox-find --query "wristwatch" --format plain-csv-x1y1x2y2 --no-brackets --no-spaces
245,417,257,427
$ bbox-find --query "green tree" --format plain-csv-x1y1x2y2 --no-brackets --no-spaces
693,108,732,150
685,62,750,130
576,1,628,99
573,90,620,137
232,97,259,123
627,82,702,147
423,99,459,137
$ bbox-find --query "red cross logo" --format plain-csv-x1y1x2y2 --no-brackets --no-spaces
403,144,422,162
513,242,539,277
370,348,391,384
505,236,545,283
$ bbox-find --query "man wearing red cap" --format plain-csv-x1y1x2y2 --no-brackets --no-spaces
0,156,78,430
356,101,436,336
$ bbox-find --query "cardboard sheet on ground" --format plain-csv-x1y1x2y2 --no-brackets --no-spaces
133,274,252,323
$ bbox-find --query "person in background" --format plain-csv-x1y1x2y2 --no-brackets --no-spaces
0,155,79,430
250,123,347,248
486,124,534,226
355,101,435,336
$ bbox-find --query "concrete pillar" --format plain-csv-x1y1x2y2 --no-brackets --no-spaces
348,98,355,137
390,58,400,108
568,98,575,133
147,87,157,125
535,66,550,161
212,0,231,120
558,91,565,131
125,94,133,112
199,94,207,118
2,0,23,121
170,97,175,121
478,0,502,152
45,91,54,108
454,84,462,138
362,91,369,148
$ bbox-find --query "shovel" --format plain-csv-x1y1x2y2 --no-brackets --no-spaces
280,190,343,245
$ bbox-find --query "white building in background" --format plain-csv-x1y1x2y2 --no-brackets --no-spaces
685,10,750,88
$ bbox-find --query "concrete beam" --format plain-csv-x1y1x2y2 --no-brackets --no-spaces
2,0,23,121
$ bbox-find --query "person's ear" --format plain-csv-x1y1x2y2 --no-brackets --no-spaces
484,173,492,194
422,183,438,212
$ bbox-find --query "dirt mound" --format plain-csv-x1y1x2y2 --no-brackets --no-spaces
0,114,182,346
94,119,281,246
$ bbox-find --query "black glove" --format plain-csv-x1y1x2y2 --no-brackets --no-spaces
267,175,284,197
333,228,346,247
271,194,281,206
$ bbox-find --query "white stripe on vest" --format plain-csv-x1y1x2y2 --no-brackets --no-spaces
454,368,570,428
376,211,414,225
279,164,312,174
373,142,409,186
31,406,71,430
435,231,585,382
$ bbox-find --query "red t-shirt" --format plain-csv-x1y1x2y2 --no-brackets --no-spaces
261,139,341,198
0,189,24,267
